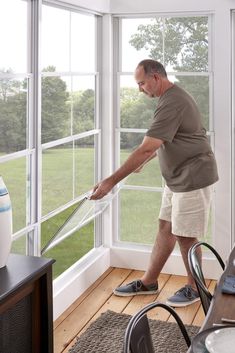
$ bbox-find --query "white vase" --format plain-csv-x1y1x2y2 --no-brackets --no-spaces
0,176,12,268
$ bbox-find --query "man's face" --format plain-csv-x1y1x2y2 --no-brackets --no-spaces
134,66,159,97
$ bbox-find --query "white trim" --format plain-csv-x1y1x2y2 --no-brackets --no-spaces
118,71,211,76
121,184,163,192
0,73,32,79
110,247,225,280
42,0,104,16
41,71,98,76
112,11,214,18
53,246,110,320
41,129,100,149
0,149,33,163
232,10,235,247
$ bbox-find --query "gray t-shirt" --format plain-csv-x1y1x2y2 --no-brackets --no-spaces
146,84,218,192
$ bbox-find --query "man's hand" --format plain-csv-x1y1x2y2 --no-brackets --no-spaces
90,177,115,200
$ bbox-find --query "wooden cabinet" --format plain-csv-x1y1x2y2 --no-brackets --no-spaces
0,254,55,353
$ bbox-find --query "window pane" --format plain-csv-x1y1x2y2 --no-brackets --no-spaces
122,17,208,73
71,13,95,72
0,158,26,232
42,211,94,279
121,18,154,72
75,137,95,197
0,0,28,72
11,233,27,255
41,5,70,72
120,132,162,187
42,144,73,215
172,76,209,130
120,190,161,244
72,76,95,134
120,75,157,129
0,78,27,154
41,75,71,144
164,17,208,72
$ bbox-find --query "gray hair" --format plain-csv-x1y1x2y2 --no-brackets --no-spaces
137,59,167,77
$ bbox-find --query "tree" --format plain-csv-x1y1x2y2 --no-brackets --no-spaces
129,17,208,72
0,69,27,153
41,66,70,143
127,16,209,128
73,89,94,134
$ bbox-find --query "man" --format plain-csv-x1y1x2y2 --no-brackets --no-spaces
90,59,218,307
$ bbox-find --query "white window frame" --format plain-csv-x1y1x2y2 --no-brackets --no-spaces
109,11,232,279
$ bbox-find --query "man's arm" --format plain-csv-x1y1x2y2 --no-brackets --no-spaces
134,150,157,173
90,136,163,200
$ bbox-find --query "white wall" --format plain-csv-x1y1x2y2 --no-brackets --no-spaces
61,0,110,13
110,0,234,14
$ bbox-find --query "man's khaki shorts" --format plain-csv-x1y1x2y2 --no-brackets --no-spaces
159,185,212,238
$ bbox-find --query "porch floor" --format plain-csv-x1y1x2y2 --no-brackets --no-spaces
54,267,216,353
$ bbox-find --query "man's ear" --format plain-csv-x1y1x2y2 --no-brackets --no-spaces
153,73,160,81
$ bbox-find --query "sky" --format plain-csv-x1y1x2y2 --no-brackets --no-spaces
0,1,152,90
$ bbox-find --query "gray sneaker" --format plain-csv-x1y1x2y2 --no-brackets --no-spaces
166,285,200,307
113,279,158,297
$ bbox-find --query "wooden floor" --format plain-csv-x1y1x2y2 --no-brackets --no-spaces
53,267,216,353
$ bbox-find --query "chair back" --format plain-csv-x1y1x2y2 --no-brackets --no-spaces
124,302,191,353
188,241,225,315
130,314,154,353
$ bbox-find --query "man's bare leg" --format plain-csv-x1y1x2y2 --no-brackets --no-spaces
176,236,202,290
141,219,176,285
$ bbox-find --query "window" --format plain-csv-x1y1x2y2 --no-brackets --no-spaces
41,5,100,278
115,15,213,245
0,0,29,235
0,1,101,280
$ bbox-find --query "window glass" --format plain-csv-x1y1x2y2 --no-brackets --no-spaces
172,75,209,130
121,18,154,72
72,76,95,134
42,206,94,279
42,143,73,216
120,75,157,129
121,17,208,73
75,137,95,197
0,158,26,232
120,132,162,187
163,17,208,72
120,190,161,244
0,0,28,72
71,13,95,72
41,6,70,72
41,75,71,144
118,15,210,245
0,78,27,154
11,233,27,255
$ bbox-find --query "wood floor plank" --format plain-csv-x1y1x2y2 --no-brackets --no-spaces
54,270,217,353
54,267,114,329
79,269,145,334
54,267,132,353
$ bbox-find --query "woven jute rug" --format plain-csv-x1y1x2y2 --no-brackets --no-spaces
69,310,199,353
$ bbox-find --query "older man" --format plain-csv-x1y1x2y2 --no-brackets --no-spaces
91,59,218,307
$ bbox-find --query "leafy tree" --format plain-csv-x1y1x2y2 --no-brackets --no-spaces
123,16,209,134
120,87,158,149
73,89,94,134
129,17,208,72
41,66,70,143
0,69,26,153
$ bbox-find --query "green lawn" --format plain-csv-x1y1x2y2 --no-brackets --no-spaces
1,148,212,278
